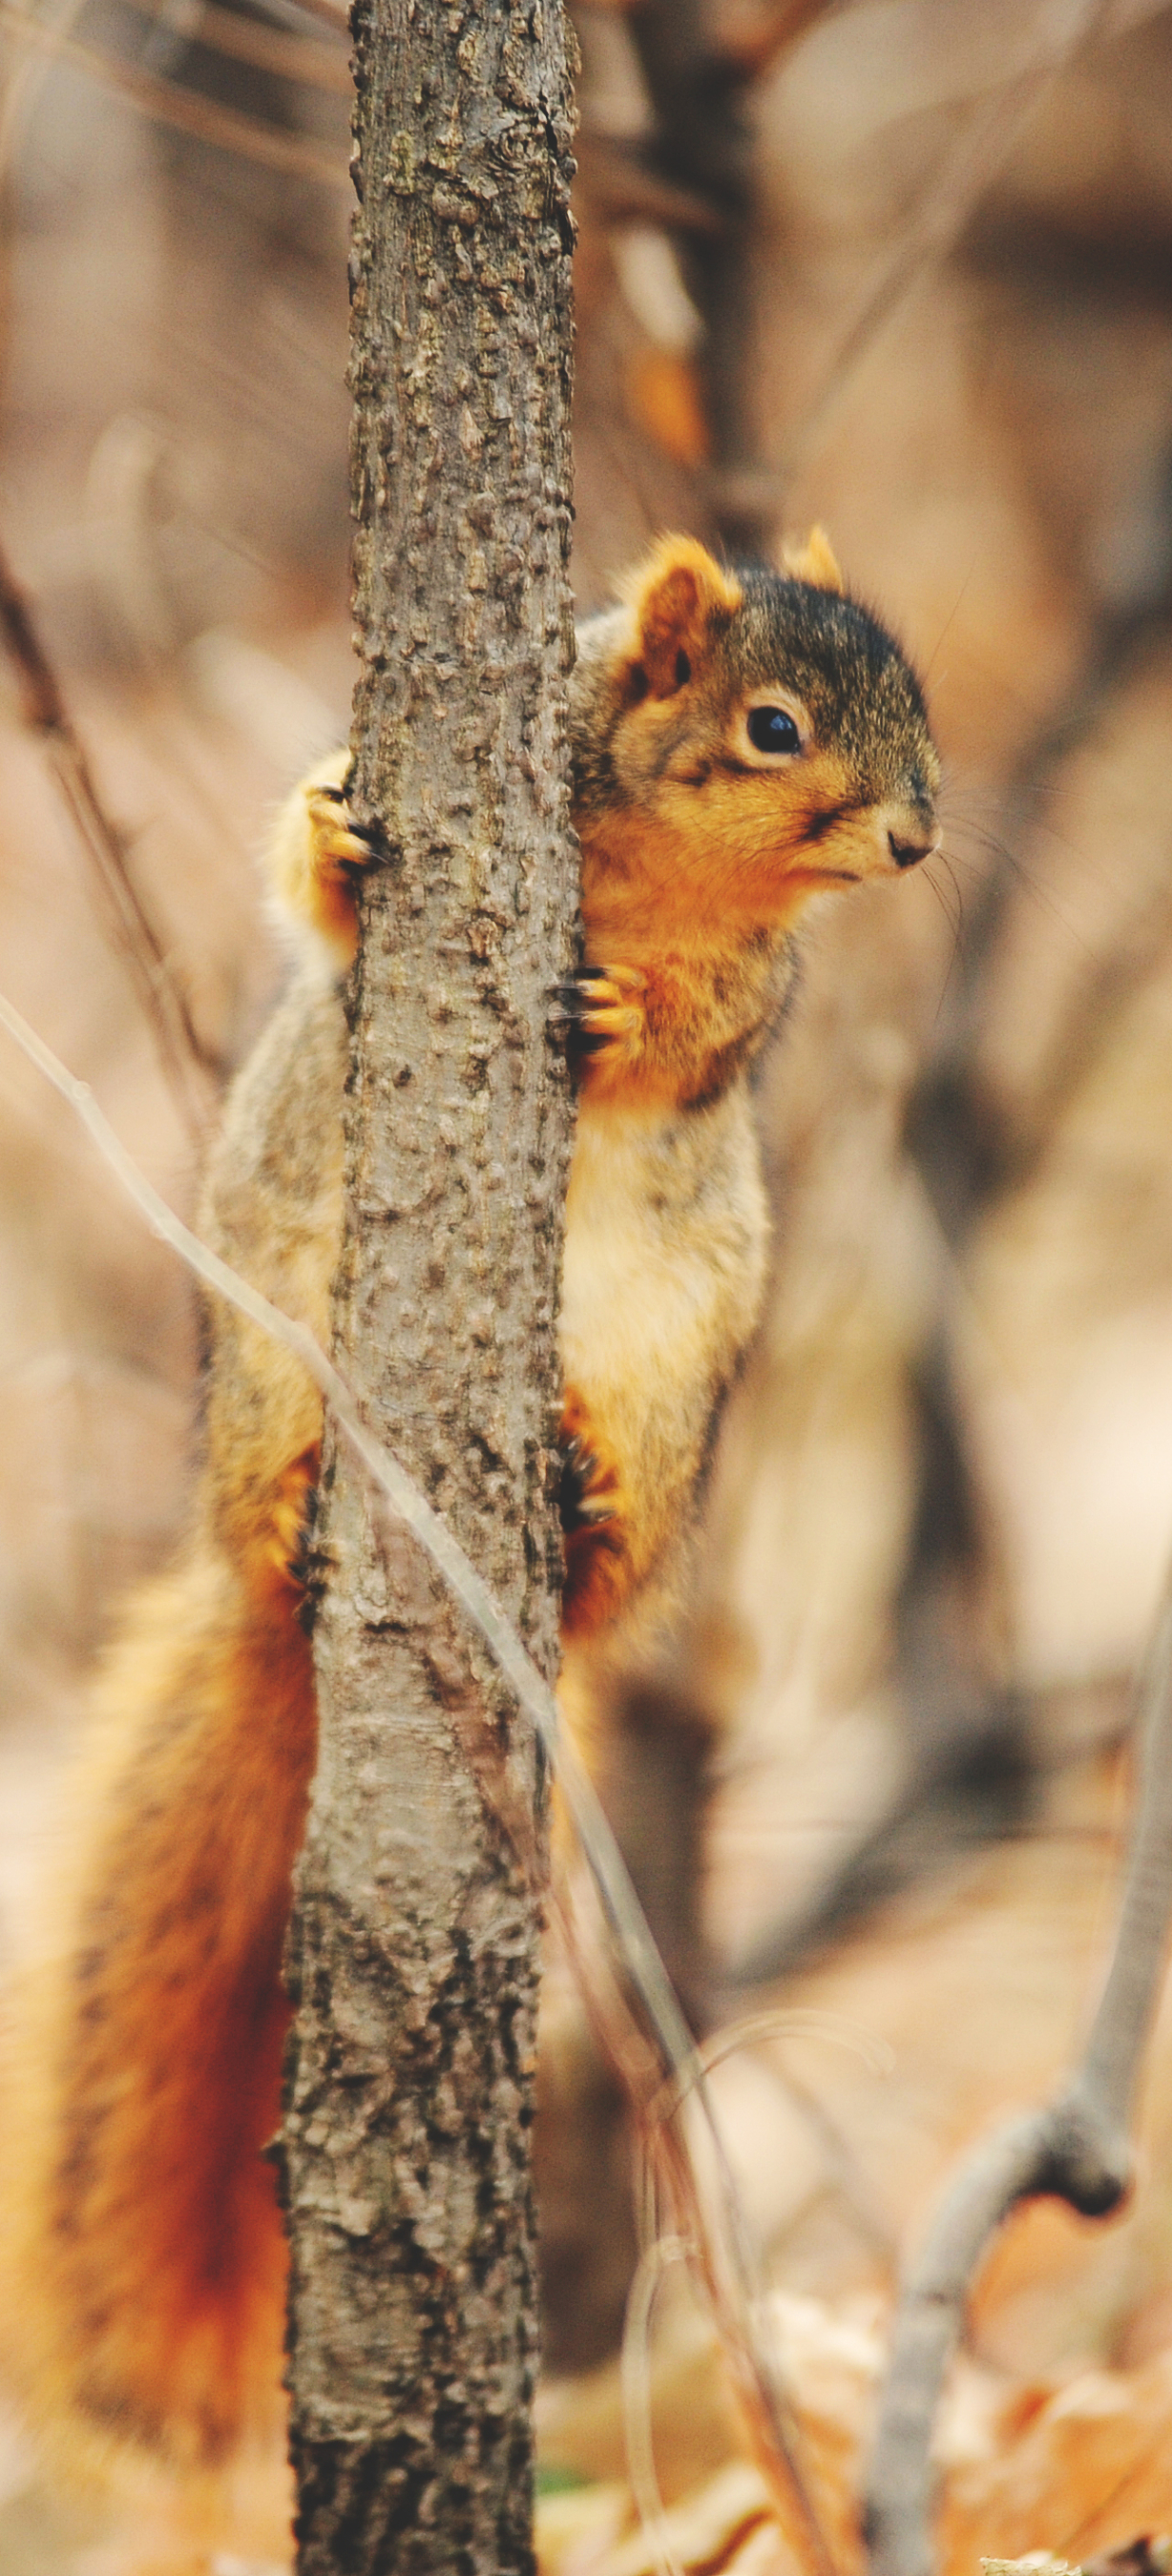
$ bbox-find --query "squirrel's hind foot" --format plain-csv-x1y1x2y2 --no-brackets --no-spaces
558,1392,635,1641
268,1441,322,1589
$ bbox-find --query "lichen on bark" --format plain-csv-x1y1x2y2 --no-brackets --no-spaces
282,5,577,2569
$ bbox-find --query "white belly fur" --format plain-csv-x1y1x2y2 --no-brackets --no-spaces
560,1090,769,1512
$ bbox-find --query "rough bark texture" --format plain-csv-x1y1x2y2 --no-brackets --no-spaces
282,6,576,2569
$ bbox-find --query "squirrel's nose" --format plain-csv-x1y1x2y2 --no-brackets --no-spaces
888,822,940,870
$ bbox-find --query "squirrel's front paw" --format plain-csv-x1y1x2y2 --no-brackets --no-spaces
550,964,647,1072
268,749,382,968
305,777,381,884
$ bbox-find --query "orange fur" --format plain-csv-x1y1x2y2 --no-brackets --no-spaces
2,535,939,2508
558,1384,630,1640
561,538,938,1631
7,1542,315,2468
781,523,844,591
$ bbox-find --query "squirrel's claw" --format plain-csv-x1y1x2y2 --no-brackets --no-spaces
549,965,647,1065
557,1428,619,1536
304,780,382,880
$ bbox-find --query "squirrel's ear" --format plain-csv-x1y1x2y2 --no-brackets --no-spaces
782,525,844,593
622,536,743,700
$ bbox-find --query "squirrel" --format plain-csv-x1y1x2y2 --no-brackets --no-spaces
0,530,940,2483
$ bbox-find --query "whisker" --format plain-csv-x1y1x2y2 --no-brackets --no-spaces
921,857,964,987
942,808,1095,954
920,556,978,695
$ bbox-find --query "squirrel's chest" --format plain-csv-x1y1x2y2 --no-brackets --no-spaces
560,1091,769,1386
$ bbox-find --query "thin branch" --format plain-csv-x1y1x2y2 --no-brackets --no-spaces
713,0,1118,520
126,0,351,93
251,0,348,34
0,0,348,184
864,1581,1172,2576
555,1842,837,2576
708,0,833,82
0,535,218,1134
0,985,837,2576
626,0,760,550
575,124,729,237
0,0,87,177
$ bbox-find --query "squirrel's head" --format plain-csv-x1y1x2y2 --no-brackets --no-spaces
573,531,941,928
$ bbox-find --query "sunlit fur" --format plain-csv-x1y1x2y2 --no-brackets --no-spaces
561,533,939,1653
0,537,939,2481
1,938,344,2472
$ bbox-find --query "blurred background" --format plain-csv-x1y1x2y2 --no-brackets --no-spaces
4,0,1172,2564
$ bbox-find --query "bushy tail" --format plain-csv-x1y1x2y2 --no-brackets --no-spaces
0,1537,317,2473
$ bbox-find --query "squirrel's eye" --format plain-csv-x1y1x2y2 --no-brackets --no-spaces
747,705,801,756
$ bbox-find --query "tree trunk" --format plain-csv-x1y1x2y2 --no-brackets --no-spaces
282,6,577,2569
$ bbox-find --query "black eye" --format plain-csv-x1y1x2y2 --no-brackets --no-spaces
747,704,801,755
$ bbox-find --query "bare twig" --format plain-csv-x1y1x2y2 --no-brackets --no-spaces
0,536,218,1134
126,0,350,93
0,1,347,185
714,0,1118,521
575,124,729,238
710,0,831,82
864,1582,1172,2576
555,1843,836,2576
0,0,87,178
626,0,761,551
0,985,836,2576
254,0,348,34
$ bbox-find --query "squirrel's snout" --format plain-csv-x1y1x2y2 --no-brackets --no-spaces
882,799,940,870
888,823,938,869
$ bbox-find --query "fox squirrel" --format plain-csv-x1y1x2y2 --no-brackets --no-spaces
1,531,939,2480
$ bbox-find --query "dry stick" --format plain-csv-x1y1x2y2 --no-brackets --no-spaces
713,0,834,82
865,1582,1172,2576
249,0,346,34
0,0,86,174
0,539,217,1137
0,1,347,184
998,881,1172,1207
124,0,351,93
555,1849,835,2576
574,126,729,239
0,985,836,2576
716,0,1117,523
247,0,347,35
626,0,764,555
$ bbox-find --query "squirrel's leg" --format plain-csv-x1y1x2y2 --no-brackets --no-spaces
557,1386,636,1641
7,1492,318,2470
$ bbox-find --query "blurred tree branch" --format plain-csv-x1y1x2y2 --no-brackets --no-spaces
865,1576,1172,2576
129,0,351,93
0,0,348,184
625,0,766,553
0,532,219,1132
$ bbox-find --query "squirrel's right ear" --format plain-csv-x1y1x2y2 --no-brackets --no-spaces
782,525,844,592
621,536,743,701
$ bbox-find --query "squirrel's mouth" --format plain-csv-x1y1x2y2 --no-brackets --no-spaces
788,862,862,887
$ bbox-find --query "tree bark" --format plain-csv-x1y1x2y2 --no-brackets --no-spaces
282,7,577,2569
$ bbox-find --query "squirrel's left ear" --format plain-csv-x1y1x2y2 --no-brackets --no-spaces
623,536,743,701
782,525,844,592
